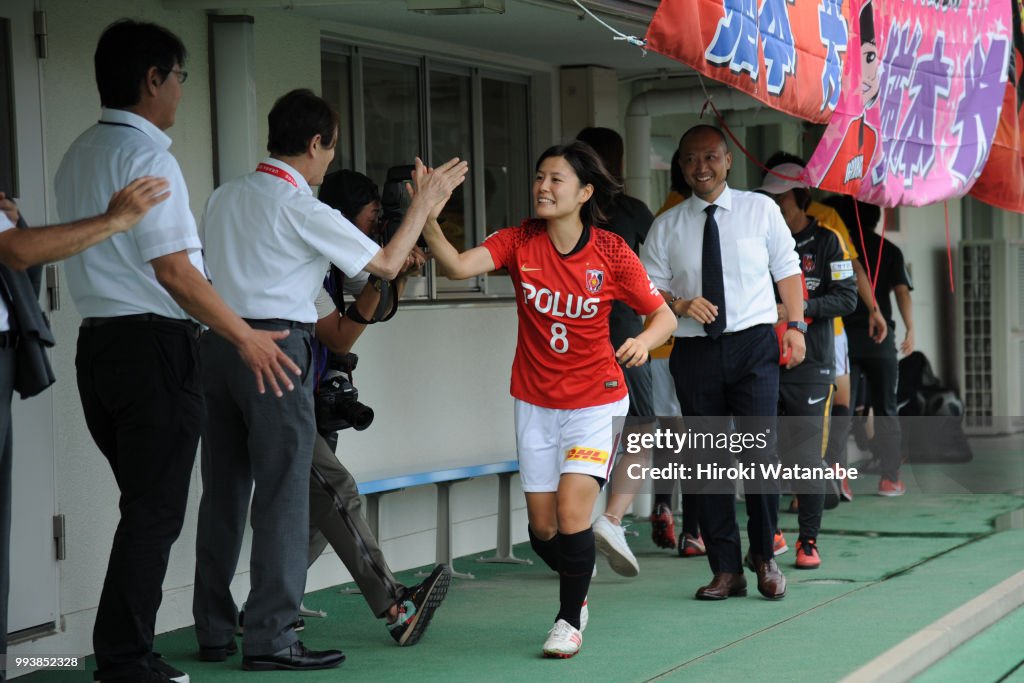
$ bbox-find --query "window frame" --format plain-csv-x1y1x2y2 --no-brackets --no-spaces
321,37,533,303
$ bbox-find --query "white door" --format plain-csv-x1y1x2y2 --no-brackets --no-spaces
2,0,59,638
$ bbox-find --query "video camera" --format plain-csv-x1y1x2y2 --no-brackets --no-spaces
315,353,375,432
379,164,415,246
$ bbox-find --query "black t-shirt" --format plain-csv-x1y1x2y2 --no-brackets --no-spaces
596,194,655,347
844,232,912,332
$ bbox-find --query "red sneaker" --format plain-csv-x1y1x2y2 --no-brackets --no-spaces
773,530,789,556
878,478,907,497
677,532,706,557
795,538,821,569
840,476,854,502
649,503,676,549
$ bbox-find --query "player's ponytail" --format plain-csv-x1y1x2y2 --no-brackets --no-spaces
536,141,621,229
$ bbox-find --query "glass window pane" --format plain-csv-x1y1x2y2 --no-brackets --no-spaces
363,58,421,188
430,70,473,252
482,79,530,234
320,51,353,174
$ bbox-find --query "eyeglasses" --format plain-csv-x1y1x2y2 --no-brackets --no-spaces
161,67,188,84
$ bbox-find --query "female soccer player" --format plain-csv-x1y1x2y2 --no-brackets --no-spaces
419,141,676,658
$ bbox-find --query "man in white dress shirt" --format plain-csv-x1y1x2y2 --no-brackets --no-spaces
55,20,299,683
193,88,466,671
641,125,805,603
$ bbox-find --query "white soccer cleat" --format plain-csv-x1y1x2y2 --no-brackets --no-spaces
542,619,583,658
580,598,589,632
593,516,639,577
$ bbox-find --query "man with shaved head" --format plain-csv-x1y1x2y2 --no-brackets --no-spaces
641,124,804,602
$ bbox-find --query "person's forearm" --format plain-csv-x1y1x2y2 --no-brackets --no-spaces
317,282,381,354
0,214,126,271
776,274,805,322
635,304,676,350
852,258,876,310
317,316,365,355
894,286,913,331
370,200,432,280
806,276,858,319
423,218,470,279
155,259,252,344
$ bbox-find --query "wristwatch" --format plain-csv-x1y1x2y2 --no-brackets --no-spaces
786,320,808,334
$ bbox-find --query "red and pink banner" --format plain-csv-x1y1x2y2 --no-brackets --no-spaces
646,0,852,124
804,0,1012,207
967,3,1024,213
647,0,1019,211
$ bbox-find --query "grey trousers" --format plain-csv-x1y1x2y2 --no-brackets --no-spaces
308,432,403,618
0,347,14,683
193,328,314,656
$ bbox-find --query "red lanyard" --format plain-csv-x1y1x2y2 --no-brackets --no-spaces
256,162,299,188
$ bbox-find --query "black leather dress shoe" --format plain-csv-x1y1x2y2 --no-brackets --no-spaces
695,572,748,600
198,639,237,662
750,555,787,600
242,641,345,671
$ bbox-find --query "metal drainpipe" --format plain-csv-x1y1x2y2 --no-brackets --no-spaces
624,87,768,206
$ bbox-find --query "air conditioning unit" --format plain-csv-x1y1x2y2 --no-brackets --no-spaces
957,240,1024,434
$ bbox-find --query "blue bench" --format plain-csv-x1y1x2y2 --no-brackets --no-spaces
356,459,531,579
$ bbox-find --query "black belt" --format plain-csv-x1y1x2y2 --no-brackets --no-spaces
81,313,200,335
243,318,314,334
0,331,18,349
721,323,772,337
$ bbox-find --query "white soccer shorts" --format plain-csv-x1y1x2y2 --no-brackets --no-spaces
514,395,629,493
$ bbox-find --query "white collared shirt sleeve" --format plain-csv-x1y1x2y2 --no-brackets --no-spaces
299,203,380,279
762,199,801,282
640,211,675,293
131,154,202,263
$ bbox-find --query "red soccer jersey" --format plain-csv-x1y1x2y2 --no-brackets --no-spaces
820,115,879,194
483,219,664,410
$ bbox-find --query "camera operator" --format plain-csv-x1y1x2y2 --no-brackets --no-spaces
307,169,451,648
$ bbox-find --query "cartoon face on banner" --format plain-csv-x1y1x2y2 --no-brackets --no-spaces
860,2,880,108
805,0,1012,208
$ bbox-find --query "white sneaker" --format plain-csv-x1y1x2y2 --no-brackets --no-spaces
542,619,583,658
580,597,589,632
298,602,327,618
593,516,640,577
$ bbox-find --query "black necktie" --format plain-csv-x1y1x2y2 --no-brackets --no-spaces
701,204,726,339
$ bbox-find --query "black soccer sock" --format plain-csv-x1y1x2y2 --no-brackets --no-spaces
826,404,851,468
653,493,672,508
528,526,560,573
555,528,595,630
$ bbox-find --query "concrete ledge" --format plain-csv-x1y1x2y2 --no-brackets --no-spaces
840,569,1024,683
